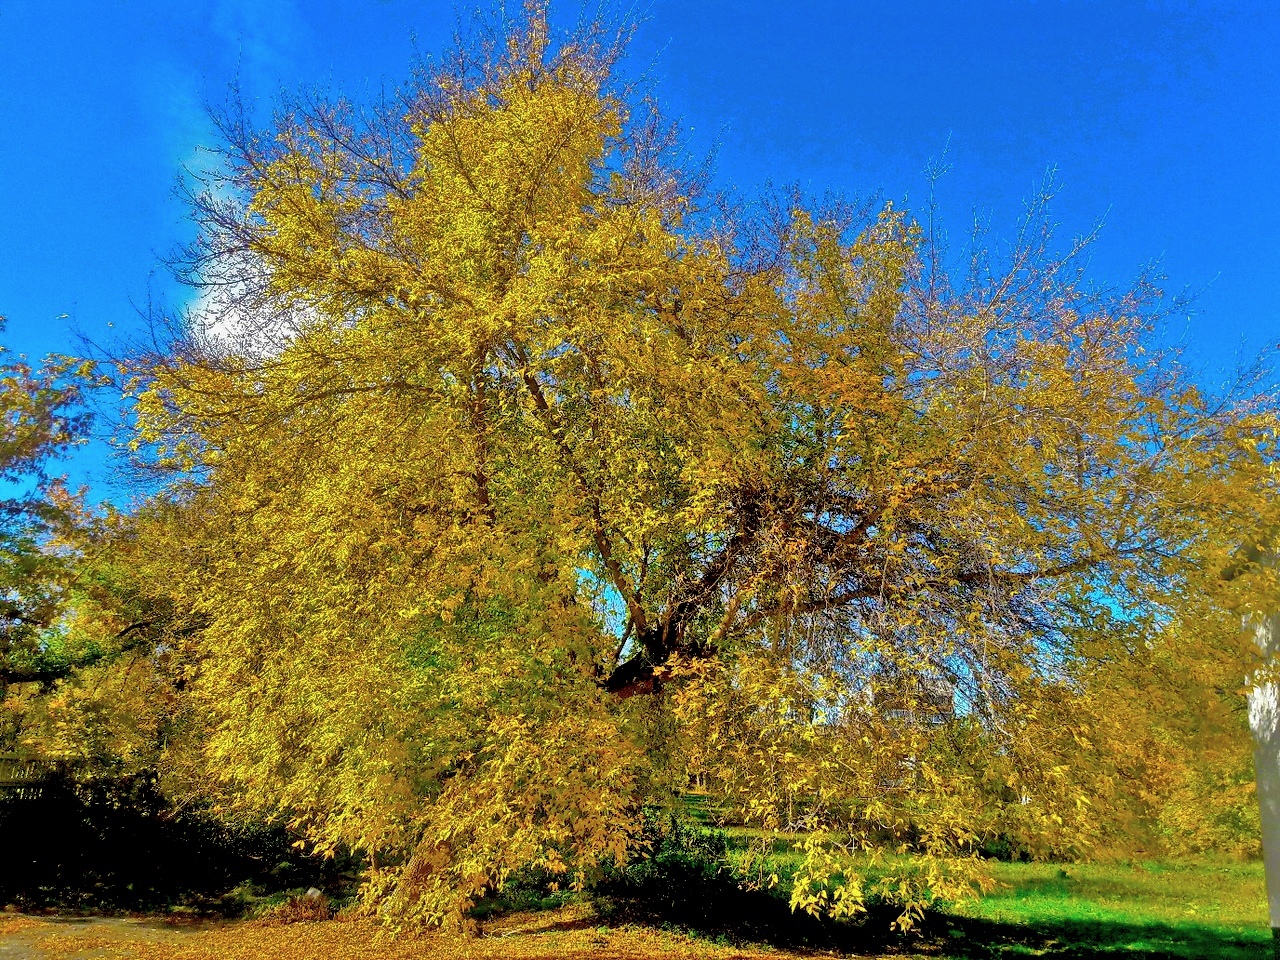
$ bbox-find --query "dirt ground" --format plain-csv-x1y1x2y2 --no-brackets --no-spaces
0,908,884,960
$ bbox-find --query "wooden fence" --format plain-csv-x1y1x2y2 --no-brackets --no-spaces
0,752,47,799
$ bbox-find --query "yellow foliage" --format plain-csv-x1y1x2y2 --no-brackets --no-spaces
80,1,1280,929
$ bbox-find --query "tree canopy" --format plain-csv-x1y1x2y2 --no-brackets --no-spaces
41,5,1279,928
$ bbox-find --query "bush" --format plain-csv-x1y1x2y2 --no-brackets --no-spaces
589,811,904,950
612,811,732,887
589,812,746,927
467,866,575,921
0,771,347,913
257,891,333,924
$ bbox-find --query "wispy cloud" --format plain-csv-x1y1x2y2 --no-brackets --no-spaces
208,0,309,96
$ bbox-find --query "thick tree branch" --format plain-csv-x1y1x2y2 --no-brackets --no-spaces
514,349,649,634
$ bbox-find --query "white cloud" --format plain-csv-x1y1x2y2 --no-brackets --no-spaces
187,251,310,361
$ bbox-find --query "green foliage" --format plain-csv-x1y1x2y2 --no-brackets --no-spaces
608,811,733,890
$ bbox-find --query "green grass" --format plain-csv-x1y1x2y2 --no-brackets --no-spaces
958,859,1265,931
937,858,1271,958
675,802,1272,957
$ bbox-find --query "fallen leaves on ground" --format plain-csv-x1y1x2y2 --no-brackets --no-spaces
0,916,41,936
1,906,860,960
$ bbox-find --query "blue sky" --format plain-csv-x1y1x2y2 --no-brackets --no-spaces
0,1,1276,497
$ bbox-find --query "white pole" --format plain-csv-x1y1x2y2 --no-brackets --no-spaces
1248,610,1280,949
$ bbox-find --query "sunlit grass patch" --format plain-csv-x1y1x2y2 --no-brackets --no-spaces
940,858,1269,958
957,859,1265,929
663,809,1272,957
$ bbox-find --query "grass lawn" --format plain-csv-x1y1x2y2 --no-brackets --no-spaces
934,858,1271,958
0,859,1269,959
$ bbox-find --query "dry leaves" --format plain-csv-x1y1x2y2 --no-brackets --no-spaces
5,909,809,960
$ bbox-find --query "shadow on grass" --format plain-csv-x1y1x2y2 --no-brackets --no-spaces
593,862,1270,959
917,912,1269,959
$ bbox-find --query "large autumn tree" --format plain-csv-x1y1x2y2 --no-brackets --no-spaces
111,5,1278,926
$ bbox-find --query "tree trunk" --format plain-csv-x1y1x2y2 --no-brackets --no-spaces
1248,610,1280,951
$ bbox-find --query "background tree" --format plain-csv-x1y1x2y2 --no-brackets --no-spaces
0,319,96,699
0,319,178,788
114,4,1279,927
